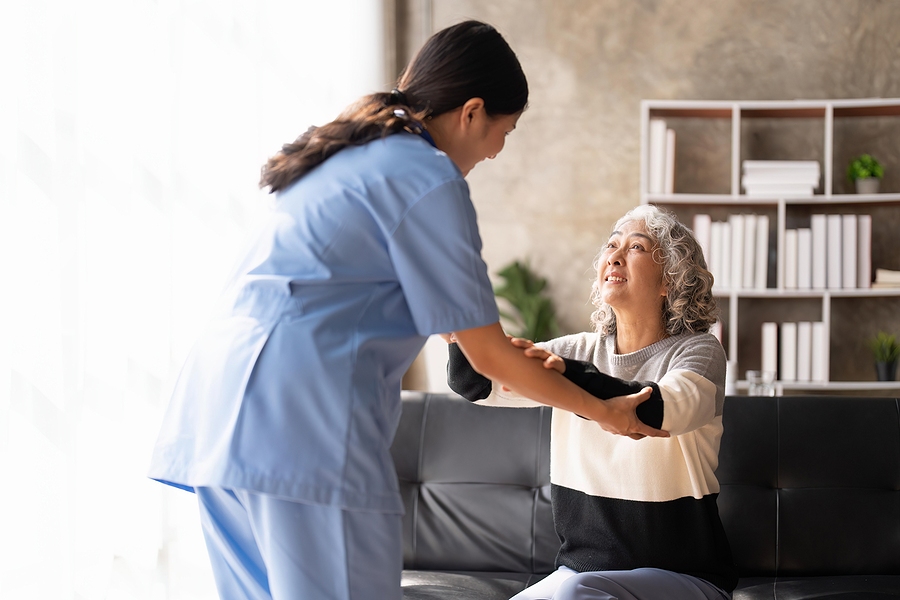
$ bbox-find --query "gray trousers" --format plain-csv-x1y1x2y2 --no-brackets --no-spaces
511,566,731,600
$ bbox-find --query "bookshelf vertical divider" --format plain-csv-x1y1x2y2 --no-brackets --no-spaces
731,105,741,197
776,200,786,291
824,103,834,196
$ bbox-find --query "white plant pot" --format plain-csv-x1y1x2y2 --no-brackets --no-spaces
855,177,880,194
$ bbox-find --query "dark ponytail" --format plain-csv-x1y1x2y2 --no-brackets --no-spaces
260,20,528,193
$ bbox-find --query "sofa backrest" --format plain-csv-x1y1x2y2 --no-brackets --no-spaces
393,392,900,577
717,395,900,577
392,391,557,573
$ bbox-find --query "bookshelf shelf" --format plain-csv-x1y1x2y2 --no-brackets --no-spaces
714,288,900,299
736,380,900,393
641,98,900,395
645,193,900,205
828,288,900,298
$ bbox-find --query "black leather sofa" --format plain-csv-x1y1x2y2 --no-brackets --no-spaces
391,392,900,599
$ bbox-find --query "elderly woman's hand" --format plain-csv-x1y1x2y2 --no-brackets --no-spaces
598,387,669,439
499,337,566,393
518,343,566,374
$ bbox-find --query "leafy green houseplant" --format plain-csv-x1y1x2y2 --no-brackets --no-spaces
868,331,900,381
493,261,559,343
847,154,884,194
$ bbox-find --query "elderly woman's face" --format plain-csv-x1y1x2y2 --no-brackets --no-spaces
598,219,667,313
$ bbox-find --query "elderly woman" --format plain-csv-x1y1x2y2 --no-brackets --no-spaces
447,204,737,600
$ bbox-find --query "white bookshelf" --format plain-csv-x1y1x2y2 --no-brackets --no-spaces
640,98,900,394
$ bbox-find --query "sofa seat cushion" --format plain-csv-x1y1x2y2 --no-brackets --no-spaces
734,575,900,599
403,572,900,599
401,570,547,600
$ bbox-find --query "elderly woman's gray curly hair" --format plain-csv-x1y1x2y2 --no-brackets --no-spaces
590,204,718,336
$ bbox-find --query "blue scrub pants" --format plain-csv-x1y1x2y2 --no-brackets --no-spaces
195,487,402,600
511,566,730,600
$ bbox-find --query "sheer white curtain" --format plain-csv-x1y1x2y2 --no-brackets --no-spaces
0,1,386,597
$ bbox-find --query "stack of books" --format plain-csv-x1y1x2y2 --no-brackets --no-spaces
741,160,820,197
873,268,900,289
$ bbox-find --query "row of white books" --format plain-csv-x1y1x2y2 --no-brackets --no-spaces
761,321,828,384
692,213,874,290
692,213,769,290
787,214,872,290
648,119,676,195
742,160,821,197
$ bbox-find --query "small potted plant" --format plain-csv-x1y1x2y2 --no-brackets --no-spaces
847,154,884,194
868,331,900,381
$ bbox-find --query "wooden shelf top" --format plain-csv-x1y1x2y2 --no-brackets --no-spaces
649,107,733,118
833,103,900,117
644,192,900,204
644,98,900,119
712,288,900,299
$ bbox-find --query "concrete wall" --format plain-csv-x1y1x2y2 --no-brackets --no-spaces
396,0,900,335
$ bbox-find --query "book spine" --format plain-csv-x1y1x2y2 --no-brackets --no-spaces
693,214,712,266
784,229,798,290
710,221,723,289
842,214,857,289
755,215,769,290
796,321,812,382
729,214,745,290
720,221,732,290
742,159,821,171
761,322,779,376
811,321,827,383
811,214,827,290
649,119,667,194
858,214,872,289
780,322,798,382
826,214,842,290
664,128,676,194
742,214,757,289
797,228,812,290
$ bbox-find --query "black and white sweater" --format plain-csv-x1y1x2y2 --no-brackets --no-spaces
447,331,738,593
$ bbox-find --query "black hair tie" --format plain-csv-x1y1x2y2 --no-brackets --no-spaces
390,88,408,106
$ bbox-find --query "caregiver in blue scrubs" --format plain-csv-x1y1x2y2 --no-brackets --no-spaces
148,19,666,600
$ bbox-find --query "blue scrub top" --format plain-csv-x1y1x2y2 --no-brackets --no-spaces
148,132,499,512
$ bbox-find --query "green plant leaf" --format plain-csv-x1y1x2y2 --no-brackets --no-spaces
868,331,900,363
848,153,884,182
493,260,560,342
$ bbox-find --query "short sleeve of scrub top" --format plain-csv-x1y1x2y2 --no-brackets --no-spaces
389,178,499,335
148,132,499,512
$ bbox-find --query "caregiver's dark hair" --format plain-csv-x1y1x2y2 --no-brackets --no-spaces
260,20,528,192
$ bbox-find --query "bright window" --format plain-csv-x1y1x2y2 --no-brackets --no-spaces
0,1,386,597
